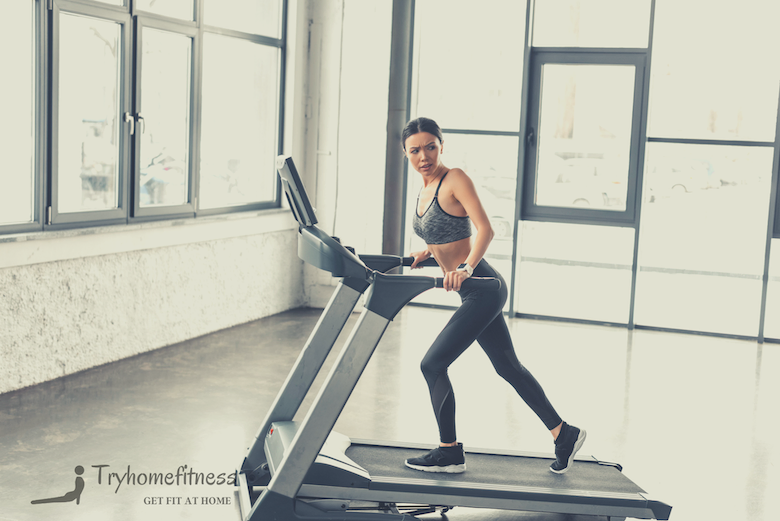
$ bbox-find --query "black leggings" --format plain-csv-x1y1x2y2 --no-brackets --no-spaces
420,260,562,443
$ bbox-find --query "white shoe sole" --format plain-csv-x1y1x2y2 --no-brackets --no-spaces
550,429,587,474
404,461,466,474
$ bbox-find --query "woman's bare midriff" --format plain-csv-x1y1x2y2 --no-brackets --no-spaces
428,237,472,273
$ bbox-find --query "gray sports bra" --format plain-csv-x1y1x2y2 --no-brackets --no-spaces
413,172,472,245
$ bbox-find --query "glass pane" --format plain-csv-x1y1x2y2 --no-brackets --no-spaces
649,0,780,141
533,0,651,48
534,64,634,211
514,221,634,323
406,134,519,310
765,239,780,340
329,0,393,257
413,0,526,132
199,34,279,209
94,0,123,5
58,14,121,213
136,0,194,21
140,28,191,208
204,0,282,38
0,0,35,225
635,143,773,336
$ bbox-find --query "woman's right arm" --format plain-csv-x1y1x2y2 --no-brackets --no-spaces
410,249,431,269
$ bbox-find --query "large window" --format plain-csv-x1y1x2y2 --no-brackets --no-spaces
199,34,280,211
635,143,774,336
635,0,780,338
411,0,525,133
407,0,780,342
648,0,780,142
514,221,635,324
533,0,651,48
0,0,285,235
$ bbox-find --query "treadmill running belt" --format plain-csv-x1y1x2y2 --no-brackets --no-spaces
346,445,644,495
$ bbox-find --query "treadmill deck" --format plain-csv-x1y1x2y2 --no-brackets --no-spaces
346,443,641,495
294,440,670,520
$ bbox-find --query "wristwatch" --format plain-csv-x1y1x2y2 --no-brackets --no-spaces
456,263,473,277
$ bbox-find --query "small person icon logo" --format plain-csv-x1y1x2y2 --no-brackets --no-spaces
31,465,85,505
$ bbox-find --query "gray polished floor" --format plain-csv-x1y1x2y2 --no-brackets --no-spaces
1,306,777,521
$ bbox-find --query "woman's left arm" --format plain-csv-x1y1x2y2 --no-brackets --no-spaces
450,169,495,269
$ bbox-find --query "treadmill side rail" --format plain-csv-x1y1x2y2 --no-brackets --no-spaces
241,280,364,483
299,481,668,520
298,226,370,279
364,272,436,321
262,310,391,502
264,422,371,489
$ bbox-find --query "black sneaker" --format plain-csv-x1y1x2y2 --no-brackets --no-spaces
550,423,586,474
405,443,466,473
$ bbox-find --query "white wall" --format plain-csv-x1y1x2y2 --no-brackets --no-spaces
0,215,303,394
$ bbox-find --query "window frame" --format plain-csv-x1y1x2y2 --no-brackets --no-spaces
521,48,648,228
194,25,285,217
772,96,780,239
774,172,780,239
47,0,132,229
129,15,199,222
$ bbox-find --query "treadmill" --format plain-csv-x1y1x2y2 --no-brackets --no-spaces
235,156,672,521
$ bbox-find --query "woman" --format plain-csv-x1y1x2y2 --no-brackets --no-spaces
402,117,585,475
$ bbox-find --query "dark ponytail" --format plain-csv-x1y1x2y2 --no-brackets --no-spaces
401,117,443,150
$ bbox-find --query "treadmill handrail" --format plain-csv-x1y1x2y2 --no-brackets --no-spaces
358,255,439,273
434,277,500,290
364,272,500,321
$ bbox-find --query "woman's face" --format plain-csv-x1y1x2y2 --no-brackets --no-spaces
404,132,443,175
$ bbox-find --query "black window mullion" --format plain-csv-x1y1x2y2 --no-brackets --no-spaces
129,14,142,217
131,7,198,27
35,0,48,232
46,1,59,227
191,9,203,215
757,84,780,341
119,7,132,218
441,128,522,138
201,25,283,47
194,0,204,25
275,0,288,205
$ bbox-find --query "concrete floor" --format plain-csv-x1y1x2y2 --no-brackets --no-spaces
1,305,778,521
